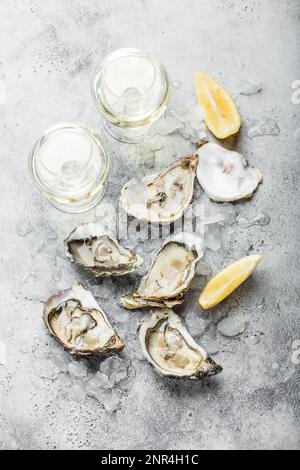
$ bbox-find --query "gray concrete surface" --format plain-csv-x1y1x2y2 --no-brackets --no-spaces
1,0,300,450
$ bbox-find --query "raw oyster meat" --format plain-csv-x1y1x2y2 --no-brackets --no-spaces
65,223,143,277
139,309,222,379
121,233,203,310
196,142,262,202
44,283,124,356
120,155,198,224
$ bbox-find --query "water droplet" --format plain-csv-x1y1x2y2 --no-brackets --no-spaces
248,335,260,345
294,128,300,142
173,80,182,90
4,327,14,338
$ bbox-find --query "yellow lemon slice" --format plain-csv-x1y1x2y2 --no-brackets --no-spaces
199,254,263,310
194,72,242,139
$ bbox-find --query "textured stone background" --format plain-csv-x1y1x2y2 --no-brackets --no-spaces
1,0,300,450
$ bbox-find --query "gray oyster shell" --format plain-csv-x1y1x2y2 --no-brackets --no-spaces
65,222,143,277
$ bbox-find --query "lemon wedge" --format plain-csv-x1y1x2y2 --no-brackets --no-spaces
194,72,242,139
199,254,263,310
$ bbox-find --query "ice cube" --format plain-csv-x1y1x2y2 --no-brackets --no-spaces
33,359,61,380
205,225,222,252
155,115,184,136
184,312,208,337
218,316,246,337
68,361,88,380
16,221,33,237
70,380,87,404
101,390,122,413
246,119,281,138
239,80,263,95
195,261,212,277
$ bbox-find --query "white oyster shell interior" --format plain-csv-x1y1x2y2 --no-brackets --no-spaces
120,156,198,223
196,142,262,202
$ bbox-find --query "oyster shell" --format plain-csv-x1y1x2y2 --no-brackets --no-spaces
139,309,222,379
44,283,124,356
65,223,143,277
196,142,262,202
120,155,198,224
121,233,203,310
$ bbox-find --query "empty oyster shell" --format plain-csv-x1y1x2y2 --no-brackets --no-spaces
65,223,143,277
196,142,262,202
139,309,222,379
121,233,203,310
44,283,124,356
120,155,198,224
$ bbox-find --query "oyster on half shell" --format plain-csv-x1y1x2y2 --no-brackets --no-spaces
120,155,198,224
139,309,222,379
65,223,143,277
196,142,262,202
121,233,203,310
44,283,124,356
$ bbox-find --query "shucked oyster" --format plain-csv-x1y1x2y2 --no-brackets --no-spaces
139,309,222,379
44,283,124,356
121,233,203,310
65,223,143,277
120,155,198,224
196,142,262,202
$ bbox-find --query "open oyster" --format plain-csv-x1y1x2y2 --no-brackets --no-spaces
120,155,198,224
65,223,143,277
196,142,262,202
121,233,203,310
139,309,222,379
44,283,124,356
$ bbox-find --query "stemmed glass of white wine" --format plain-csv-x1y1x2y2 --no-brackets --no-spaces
91,48,171,143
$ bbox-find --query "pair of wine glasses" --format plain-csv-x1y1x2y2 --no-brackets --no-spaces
29,48,171,213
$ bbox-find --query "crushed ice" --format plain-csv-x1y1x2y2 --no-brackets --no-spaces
218,316,246,338
239,80,263,96
246,118,280,138
16,221,33,237
184,311,208,337
237,212,271,229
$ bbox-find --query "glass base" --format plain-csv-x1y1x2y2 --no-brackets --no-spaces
46,182,108,214
103,120,152,143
